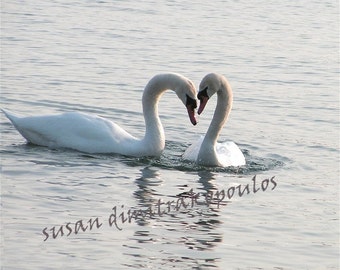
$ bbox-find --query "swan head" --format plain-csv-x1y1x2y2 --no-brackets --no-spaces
144,73,198,125
174,76,198,126
197,73,224,115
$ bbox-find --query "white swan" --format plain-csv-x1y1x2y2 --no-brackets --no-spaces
3,73,198,157
183,73,245,167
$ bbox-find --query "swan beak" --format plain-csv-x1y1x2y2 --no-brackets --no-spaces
186,95,198,125
187,105,197,125
198,96,209,115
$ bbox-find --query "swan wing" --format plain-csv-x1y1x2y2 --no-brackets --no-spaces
215,141,245,167
182,135,204,162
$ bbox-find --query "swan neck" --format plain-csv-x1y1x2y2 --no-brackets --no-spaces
203,81,233,146
141,75,179,153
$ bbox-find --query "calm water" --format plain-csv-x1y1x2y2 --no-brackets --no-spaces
1,1,339,269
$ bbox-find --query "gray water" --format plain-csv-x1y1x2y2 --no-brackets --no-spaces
1,1,339,269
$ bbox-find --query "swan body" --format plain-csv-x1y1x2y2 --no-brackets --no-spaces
3,73,198,157
183,73,245,167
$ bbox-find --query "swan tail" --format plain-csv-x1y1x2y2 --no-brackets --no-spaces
1,109,38,144
2,109,21,125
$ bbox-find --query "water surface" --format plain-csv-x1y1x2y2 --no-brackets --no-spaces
1,1,339,269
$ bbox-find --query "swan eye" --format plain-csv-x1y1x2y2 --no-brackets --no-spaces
186,95,197,109
198,87,209,100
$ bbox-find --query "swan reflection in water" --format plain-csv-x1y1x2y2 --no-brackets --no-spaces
124,166,223,268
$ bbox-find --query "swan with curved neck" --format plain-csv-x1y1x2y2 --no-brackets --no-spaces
183,73,245,167
3,73,198,157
